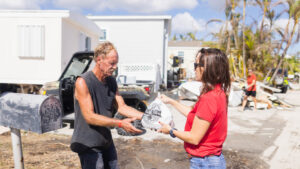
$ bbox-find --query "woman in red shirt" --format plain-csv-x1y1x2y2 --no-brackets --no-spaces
158,48,231,169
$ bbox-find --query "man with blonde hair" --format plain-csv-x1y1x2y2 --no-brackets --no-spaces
71,41,143,169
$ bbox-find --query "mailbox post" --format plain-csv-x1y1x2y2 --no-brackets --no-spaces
11,127,24,169
0,92,63,169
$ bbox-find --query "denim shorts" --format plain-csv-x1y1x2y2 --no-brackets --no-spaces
189,153,226,169
78,142,119,169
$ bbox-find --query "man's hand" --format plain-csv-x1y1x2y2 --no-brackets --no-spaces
120,117,142,133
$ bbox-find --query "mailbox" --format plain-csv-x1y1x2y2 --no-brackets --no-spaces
0,92,63,134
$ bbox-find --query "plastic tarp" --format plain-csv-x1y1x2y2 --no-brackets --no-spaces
228,90,243,107
178,81,202,100
289,83,300,90
141,98,174,130
178,81,244,107
249,102,268,110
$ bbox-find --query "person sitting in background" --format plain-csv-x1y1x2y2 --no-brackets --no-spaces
158,48,231,169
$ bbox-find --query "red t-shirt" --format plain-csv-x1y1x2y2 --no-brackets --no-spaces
247,73,256,91
184,85,227,157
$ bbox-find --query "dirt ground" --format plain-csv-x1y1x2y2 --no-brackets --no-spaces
0,131,267,169
2,91,300,169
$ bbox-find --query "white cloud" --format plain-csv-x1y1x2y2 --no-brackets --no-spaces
172,12,231,36
0,0,42,9
53,0,198,13
172,12,204,33
206,22,224,34
274,19,299,33
262,18,299,36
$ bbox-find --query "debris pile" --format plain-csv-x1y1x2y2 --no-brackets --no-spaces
174,79,295,110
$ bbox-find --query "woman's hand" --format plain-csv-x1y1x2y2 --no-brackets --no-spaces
159,94,173,104
157,121,172,134
159,94,191,117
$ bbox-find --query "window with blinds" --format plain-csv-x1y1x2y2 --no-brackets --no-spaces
18,25,45,58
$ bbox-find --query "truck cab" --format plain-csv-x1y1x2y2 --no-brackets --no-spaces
40,51,155,125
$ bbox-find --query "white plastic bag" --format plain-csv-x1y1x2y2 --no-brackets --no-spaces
141,97,174,130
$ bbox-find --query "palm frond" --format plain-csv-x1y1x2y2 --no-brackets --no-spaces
206,19,223,26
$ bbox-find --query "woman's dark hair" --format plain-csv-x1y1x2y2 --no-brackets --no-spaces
197,48,231,97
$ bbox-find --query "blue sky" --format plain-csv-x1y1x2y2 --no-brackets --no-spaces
0,0,299,55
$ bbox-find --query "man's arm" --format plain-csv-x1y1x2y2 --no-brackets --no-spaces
75,77,116,127
75,77,141,133
115,90,143,120
248,79,256,89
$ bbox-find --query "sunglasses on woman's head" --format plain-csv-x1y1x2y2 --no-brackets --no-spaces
194,63,204,70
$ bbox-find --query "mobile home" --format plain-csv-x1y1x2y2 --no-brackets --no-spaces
0,10,100,85
87,15,171,86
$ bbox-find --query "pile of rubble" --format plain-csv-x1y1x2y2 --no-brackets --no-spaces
174,79,298,110
230,80,291,110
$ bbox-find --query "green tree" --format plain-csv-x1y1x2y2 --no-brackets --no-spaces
187,32,197,40
270,0,300,82
284,55,300,74
172,34,177,41
242,0,247,78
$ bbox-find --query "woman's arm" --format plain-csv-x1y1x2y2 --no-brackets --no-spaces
158,116,210,145
160,94,192,117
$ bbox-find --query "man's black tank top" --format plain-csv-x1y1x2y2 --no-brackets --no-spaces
70,71,117,153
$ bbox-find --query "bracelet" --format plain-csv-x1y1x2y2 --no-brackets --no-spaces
169,128,177,138
118,121,122,128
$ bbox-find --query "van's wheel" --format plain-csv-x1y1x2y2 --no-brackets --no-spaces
135,101,147,112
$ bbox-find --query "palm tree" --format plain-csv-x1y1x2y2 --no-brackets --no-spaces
206,0,243,78
270,0,300,82
246,0,287,80
253,0,277,68
229,0,242,50
242,0,247,78
187,32,197,40
285,55,300,74
173,32,198,41
172,34,177,41
255,0,272,42
179,34,187,41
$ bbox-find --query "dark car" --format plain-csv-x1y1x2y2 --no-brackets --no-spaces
266,68,289,93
